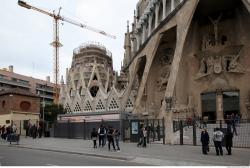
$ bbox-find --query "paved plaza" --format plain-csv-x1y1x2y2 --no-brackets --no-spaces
0,137,249,166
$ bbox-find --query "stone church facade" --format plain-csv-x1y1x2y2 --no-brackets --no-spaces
59,42,135,122
59,0,250,143
120,0,250,143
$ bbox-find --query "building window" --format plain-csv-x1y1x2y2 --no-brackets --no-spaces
20,101,31,111
89,86,99,97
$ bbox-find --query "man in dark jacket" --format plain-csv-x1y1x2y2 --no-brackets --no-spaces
137,126,144,147
225,128,233,155
201,129,210,154
98,125,106,147
107,126,116,151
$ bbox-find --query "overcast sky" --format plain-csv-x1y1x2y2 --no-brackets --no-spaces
0,0,136,82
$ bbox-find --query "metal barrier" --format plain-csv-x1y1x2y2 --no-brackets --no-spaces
122,118,165,144
174,119,250,148
53,120,121,139
53,118,165,144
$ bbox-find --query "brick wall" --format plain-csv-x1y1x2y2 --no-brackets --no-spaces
0,94,40,115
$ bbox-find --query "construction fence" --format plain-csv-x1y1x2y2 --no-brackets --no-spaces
53,118,165,144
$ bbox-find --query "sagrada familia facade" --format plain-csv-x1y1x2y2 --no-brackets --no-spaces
59,0,250,143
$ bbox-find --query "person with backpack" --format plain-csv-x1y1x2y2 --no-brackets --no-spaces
91,128,98,148
114,128,120,151
98,125,106,147
213,127,224,156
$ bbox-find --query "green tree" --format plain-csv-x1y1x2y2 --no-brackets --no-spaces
40,103,66,122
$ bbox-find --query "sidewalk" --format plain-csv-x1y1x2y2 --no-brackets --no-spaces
1,137,249,166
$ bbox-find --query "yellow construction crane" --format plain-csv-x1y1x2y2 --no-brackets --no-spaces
18,0,116,104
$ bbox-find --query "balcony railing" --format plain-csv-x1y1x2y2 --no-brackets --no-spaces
0,78,30,88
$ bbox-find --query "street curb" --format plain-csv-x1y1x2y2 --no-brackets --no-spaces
7,145,134,161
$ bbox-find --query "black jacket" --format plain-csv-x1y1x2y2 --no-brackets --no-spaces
91,131,98,139
225,132,233,147
201,131,210,144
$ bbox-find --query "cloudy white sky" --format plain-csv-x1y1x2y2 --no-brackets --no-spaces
0,0,136,82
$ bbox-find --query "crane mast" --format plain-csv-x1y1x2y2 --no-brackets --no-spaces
18,0,116,104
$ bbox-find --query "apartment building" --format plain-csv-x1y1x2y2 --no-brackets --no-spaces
0,65,55,105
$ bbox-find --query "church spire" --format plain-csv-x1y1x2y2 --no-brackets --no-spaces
123,20,132,67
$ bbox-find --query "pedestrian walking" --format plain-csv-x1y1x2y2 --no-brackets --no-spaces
137,126,144,147
226,114,232,130
98,125,106,147
231,113,238,136
6,125,13,142
12,124,17,134
142,127,147,147
200,129,210,154
114,128,120,151
156,124,161,141
235,113,240,126
38,124,42,138
31,124,37,139
91,128,98,148
1,125,6,139
103,125,108,146
213,127,224,156
107,126,116,151
225,128,233,155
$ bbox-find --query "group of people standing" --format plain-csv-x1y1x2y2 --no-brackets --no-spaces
0,124,17,141
201,127,233,156
91,125,120,152
25,122,43,139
